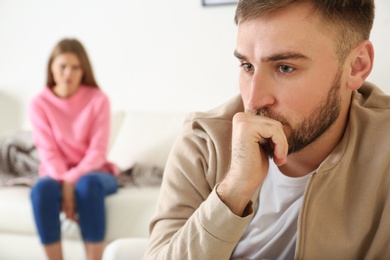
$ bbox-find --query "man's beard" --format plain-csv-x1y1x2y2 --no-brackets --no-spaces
248,69,342,156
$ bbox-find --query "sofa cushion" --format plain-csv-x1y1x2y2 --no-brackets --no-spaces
105,187,160,240
0,186,160,242
103,237,149,260
108,110,186,171
0,186,37,235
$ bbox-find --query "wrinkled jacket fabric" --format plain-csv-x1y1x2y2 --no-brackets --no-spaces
145,82,390,260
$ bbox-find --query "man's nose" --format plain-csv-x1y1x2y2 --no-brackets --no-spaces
247,71,275,110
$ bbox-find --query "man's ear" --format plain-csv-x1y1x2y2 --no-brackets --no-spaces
346,40,374,90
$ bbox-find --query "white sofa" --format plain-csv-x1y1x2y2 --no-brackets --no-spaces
0,110,186,260
103,237,149,260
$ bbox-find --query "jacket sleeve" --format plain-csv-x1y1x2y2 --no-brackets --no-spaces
63,94,111,183
29,99,68,180
144,119,253,259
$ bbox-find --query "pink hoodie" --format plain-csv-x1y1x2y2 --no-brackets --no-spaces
29,85,118,184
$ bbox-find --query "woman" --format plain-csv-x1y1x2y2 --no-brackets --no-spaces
29,38,119,260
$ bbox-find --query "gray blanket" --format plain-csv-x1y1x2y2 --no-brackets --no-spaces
0,130,163,187
0,130,39,186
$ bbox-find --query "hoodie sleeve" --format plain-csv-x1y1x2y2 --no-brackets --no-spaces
29,98,68,180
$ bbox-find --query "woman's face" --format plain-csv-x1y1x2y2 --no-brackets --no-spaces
51,52,83,98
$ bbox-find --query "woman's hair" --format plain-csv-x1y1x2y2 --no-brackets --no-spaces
234,0,375,63
46,38,98,88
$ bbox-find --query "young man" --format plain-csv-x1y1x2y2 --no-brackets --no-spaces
145,0,390,259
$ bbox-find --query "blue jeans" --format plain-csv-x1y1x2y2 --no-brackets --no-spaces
30,172,118,244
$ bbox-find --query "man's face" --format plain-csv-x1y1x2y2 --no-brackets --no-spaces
235,3,343,155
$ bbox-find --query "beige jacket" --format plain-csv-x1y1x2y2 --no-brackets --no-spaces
145,82,390,260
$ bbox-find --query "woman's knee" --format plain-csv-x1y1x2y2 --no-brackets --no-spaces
75,174,103,197
31,177,61,202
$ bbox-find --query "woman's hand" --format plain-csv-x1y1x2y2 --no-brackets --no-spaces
62,181,78,222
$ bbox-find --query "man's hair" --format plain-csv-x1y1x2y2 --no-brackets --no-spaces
46,38,98,88
234,0,375,63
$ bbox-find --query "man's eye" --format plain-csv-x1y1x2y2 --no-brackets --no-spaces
278,65,294,74
241,63,253,72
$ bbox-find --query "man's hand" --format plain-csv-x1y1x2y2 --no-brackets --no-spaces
217,112,288,216
62,181,78,222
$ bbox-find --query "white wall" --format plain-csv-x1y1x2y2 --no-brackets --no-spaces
0,0,389,136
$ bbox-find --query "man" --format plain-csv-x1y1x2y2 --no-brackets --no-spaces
145,0,390,259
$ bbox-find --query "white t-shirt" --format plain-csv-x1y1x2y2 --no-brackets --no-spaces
231,158,310,260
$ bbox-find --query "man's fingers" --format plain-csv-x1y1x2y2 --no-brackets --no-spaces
254,119,288,163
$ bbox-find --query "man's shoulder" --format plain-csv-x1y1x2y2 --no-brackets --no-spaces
178,95,243,145
355,82,390,110
348,82,390,150
185,94,243,125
